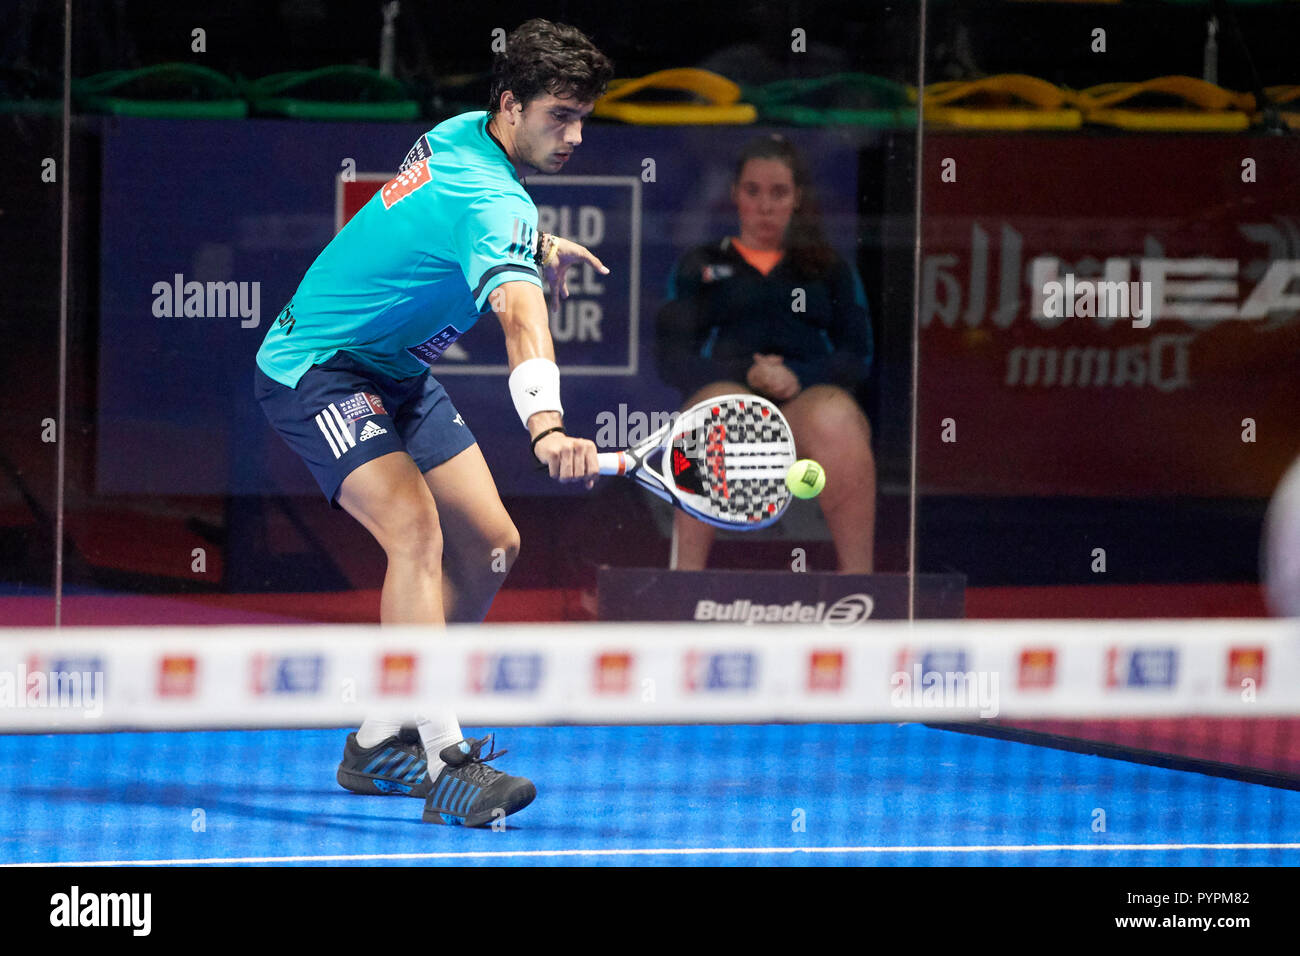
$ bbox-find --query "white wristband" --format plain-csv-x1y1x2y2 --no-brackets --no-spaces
508,357,563,429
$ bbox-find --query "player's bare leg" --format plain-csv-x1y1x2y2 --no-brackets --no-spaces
422,444,520,623
671,380,748,570
337,451,446,625
779,384,875,573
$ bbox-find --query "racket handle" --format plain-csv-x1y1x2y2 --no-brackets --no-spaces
597,451,627,476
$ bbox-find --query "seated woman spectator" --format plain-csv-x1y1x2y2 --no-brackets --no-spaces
655,133,876,572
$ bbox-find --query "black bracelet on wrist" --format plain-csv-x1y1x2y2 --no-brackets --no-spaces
534,232,555,269
530,425,566,463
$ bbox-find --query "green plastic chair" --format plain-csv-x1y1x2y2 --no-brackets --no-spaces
240,66,419,121
73,63,247,118
744,73,917,128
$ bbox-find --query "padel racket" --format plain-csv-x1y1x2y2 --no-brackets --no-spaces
597,394,797,530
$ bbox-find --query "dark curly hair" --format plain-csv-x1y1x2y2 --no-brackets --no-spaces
488,19,614,114
732,134,836,280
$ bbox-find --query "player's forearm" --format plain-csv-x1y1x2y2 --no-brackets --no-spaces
494,282,556,369
501,309,556,370
502,314,562,434
493,280,565,435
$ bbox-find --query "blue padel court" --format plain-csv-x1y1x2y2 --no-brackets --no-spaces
2,724,1297,866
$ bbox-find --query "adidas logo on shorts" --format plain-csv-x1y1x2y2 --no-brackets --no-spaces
315,405,387,459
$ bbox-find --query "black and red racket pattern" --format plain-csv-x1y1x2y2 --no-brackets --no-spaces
669,398,795,525
597,394,797,529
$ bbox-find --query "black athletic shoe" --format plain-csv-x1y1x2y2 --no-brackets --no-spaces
336,725,433,797
421,735,537,828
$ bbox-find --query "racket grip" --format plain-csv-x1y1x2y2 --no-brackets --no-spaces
597,451,626,476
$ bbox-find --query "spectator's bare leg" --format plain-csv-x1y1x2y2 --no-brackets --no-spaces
780,384,876,573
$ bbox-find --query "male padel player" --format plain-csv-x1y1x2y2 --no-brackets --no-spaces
254,19,613,827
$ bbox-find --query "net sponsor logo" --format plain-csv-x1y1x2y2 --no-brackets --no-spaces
684,650,757,692
1226,646,1265,690
1105,647,1178,689
250,653,325,696
0,655,105,717
467,653,543,694
49,886,151,937
157,655,197,697
693,593,874,627
807,650,845,692
1018,648,1056,690
379,653,417,696
594,652,634,694
891,648,998,717
897,648,970,675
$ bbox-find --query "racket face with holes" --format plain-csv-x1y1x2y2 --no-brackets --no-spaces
628,394,797,529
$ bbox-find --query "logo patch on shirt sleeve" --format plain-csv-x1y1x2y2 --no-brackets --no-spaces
406,324,463,366
381,159,432,209
399,134,432,173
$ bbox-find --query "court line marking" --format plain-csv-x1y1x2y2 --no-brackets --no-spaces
8,843,1300,866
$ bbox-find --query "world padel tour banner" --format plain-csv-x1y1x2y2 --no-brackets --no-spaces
919,134,1300,498
94,118,861,496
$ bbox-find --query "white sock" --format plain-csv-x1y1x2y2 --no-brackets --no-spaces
355,717,406,749
417,710,464,778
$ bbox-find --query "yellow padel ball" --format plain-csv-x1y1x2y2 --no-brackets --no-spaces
785,459,826,499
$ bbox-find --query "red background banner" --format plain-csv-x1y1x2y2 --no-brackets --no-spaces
919,135,1300,497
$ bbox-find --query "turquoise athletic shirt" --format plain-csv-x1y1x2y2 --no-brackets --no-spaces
256,111,545,387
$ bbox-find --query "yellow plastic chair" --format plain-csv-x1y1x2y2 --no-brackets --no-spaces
922,74,1082,129
593,68,757,125
1077,76,1253,131
1257,85,1300,129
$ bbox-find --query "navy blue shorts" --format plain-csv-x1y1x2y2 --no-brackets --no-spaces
254,351,477,508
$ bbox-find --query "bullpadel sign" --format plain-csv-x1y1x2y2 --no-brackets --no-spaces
596,569,966,624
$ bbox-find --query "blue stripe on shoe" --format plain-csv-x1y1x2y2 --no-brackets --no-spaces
375,753,406,777
446,781,465,814
363,748,394,774
448,781,469,813
405,760,427,782
438,780,460,813
456,783,478,815
432,775,456,808
389,755,415,779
